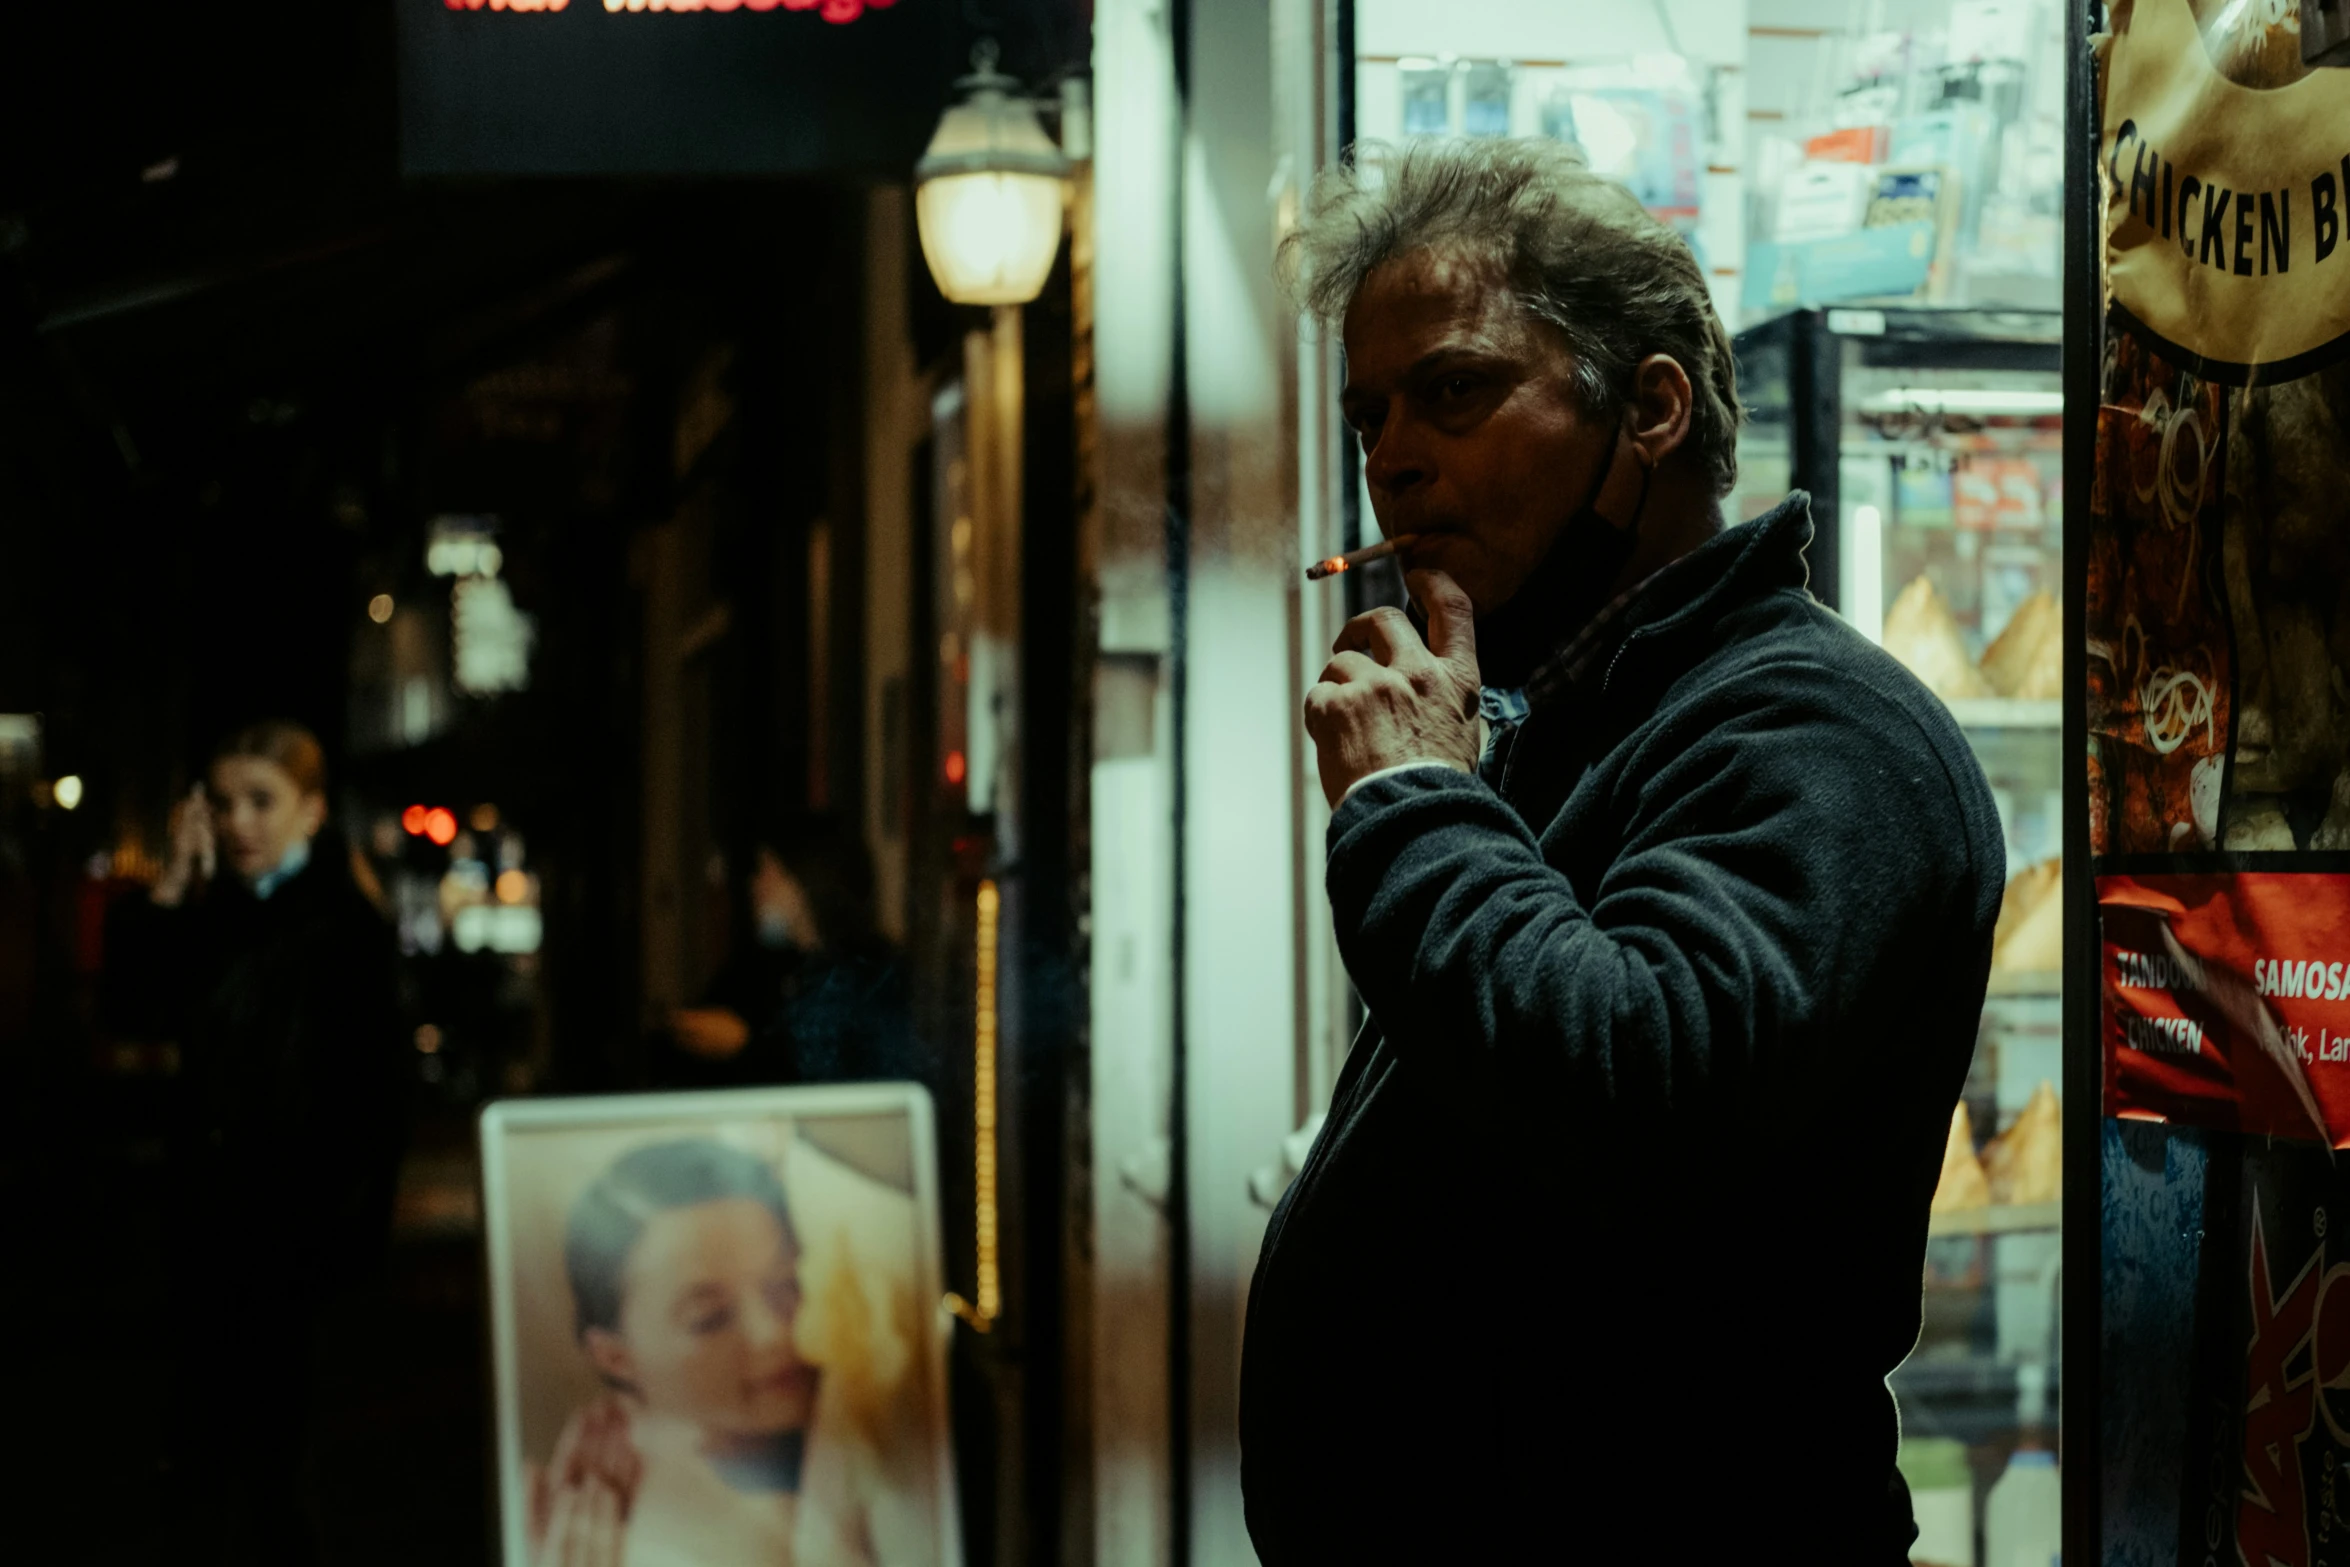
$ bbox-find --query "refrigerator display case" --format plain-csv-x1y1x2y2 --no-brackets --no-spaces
1736,303,2065,1558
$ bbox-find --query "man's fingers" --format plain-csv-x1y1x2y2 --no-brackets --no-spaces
1305,654,1387,733
1331,605,1416,664
1406,569,1478,672
1317,650,1385,686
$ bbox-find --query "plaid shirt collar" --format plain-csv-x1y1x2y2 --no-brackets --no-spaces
1481,559,1684,725
1477,498,1817,761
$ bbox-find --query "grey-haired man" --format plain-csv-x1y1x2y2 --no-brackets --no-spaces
1241,138,2005,1562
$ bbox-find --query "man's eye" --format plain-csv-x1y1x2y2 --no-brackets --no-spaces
1434,375,1477,400
688,1304,735,1335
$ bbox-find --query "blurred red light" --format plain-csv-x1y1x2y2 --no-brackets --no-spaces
944,750,967,786
402,805,430,836
424,808,460,846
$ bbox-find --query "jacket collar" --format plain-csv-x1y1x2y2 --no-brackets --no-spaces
1632,491,1815,641
1520,490,1817,714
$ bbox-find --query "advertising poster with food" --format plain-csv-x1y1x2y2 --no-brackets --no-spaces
2101,872,2350,1144
2092,0,2350,1112
2092,1,2350,1559
2087,0,2350,861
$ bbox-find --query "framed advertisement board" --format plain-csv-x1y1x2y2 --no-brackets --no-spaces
480,1084,960,1566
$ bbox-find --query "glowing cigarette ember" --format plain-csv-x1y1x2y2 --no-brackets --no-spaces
1304,534,1419,582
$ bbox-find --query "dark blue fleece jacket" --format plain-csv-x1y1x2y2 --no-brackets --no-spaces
1240,496,2005,1563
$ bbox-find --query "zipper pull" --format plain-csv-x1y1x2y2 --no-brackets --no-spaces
1601,629,1644,699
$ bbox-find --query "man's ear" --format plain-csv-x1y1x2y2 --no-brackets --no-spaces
1625,353,1695,469
583,1328,640,1394
298,790,328,839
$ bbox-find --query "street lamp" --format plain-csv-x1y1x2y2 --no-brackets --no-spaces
916,44,1075,1340
913,42,1070,307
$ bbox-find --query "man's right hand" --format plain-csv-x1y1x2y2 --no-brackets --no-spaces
151,784,216,907
1303,569,1483,809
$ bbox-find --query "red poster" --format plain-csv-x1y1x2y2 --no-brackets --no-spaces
2102,872,2350,1146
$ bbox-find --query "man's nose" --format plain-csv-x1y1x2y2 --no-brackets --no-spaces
1363,425,1428,497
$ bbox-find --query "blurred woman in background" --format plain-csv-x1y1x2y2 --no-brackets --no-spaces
665,817,919,1090
103,719,406,1565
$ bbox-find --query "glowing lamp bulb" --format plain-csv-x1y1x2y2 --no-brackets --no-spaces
424,807,460,847
913,47,1069,307
402,805,430,836
916,172,1067,305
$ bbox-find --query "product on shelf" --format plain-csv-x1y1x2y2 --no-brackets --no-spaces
1992,856,2062,974
2016,633,2064,701
1774,160,1874,242
1884,574,1993,701
1896,1437,1973,1567
1931,1100,1992,1213
1983,1080,2062,1206
1968,458,2046,531
1806,125,1888,163
1990,857,2060,965
1980,589,2062,700
1985,1449,2061,1567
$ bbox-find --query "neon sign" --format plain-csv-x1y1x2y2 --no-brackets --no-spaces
439,0,899,19
405,0,944,175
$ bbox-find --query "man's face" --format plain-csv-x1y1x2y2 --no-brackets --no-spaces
1341,248,1611,613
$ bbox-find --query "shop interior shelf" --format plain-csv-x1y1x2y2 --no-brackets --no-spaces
1986,969,2062,999
1944,698,2061,731
1822,304,2063,346
1926,1200,2062,1239
1889,1356,2060,1447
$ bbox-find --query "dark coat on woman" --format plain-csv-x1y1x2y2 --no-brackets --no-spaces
103,839,407,1288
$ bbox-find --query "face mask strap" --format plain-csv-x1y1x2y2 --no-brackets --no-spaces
1590,423,1655,533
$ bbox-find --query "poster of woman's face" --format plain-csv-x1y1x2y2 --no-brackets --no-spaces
480,1085,959,1567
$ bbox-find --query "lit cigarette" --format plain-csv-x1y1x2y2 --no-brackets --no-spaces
1305,534,1419,582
